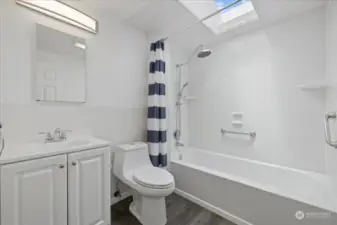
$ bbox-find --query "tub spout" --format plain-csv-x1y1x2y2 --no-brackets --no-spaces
175,141,184,148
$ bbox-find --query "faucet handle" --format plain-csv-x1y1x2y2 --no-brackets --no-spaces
59,129,72,140
37,132,53,141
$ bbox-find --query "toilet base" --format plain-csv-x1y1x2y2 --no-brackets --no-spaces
130,191,167,225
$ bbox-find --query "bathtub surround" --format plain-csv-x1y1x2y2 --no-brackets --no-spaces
0,0,148,203
166,5,337,224
326,0,337,190
147,41,168,167
186,7,327,173
171,148,337,225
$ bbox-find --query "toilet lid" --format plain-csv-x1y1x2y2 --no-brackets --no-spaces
133,166,174,189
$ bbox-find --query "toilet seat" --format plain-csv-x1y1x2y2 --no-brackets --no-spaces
133,166,174,189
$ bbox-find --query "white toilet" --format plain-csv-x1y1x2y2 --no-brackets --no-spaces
113,142,175,225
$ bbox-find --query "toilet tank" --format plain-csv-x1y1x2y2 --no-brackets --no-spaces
113,142,151,178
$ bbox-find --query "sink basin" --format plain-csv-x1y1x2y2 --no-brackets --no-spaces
1,137,110,166
66,140,92,147
43,140,92,148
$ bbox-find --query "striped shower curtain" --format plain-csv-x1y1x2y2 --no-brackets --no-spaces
147,40,167,167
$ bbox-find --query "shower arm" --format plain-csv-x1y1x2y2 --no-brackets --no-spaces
176,44,203,100
178,45,204,66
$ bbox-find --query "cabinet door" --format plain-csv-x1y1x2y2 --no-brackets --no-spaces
1,155,68,225
68,147,111,225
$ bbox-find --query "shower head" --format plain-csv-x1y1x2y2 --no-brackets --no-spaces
179,45,212,66
198,48,212,58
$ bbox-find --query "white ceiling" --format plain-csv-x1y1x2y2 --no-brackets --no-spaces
66,0,327,56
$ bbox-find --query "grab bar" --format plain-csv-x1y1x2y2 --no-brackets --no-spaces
324,112,337,148
0,123,3,156
221,129,256,138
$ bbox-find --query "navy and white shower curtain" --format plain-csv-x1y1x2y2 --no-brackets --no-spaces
147,40,167,167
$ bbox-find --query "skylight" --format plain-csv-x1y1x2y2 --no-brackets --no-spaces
216,0,246,12
179,0,259,34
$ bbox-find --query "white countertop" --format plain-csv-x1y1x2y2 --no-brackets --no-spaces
0,137,111,165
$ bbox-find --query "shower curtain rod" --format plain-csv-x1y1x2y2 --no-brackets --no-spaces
159,0,242,42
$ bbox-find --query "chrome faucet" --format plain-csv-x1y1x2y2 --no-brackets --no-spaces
38,128,71,143
53,128,64,141
175,141,184,148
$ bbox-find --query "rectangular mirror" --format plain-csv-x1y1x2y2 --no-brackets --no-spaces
35,24,87,103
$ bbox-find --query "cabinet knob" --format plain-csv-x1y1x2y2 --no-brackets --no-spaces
59,164,65,169
72,161,77,166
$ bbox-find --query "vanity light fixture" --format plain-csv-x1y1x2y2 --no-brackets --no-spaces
74,42,86,50
16,0,98,34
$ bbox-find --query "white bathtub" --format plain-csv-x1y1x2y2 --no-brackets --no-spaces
170,147,337,225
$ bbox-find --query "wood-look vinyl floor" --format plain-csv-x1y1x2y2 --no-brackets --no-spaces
111,194,236,225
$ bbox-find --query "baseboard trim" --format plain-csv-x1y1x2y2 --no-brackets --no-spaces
174,189,253,225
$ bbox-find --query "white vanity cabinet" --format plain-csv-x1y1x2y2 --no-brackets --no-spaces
68,148,110,225
1,155,68,225
0,146,111,225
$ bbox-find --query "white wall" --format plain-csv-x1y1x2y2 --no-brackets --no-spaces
0,0,149,201
0,0,148,143
185,8,327,173
326,0,337,183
